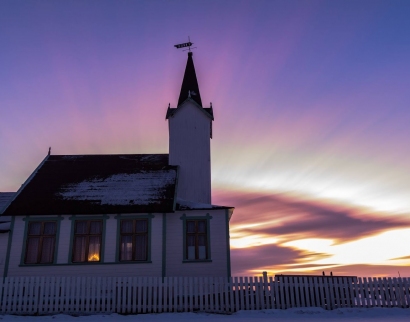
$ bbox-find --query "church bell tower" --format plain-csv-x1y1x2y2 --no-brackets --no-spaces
166,51,214,204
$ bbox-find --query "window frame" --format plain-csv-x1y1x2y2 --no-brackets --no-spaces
115,214,153,263
180,214,212,263
20,216,63,266
119,219,149,262
186,219,208,260
71,220,103,263
68,215,108,264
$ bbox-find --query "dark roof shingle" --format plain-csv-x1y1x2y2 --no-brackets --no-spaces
4,154,178,215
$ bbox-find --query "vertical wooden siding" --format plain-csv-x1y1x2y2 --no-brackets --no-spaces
0,276,409,314
169,100,212,204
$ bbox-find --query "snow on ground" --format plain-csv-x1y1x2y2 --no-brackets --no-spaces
1,308,410,322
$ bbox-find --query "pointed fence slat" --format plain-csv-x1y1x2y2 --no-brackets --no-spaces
148,277,153,313
398,278,406,308
253,276,259,310
103,277,108,313
3,277,11,312
267,276,273,309
235,276,240,311
238,277,244,311
348,277,355,307
402,278,407,308
58,277,64,312
370,276,377,307
282,276,289,309
18,276,25,312
187,277,192,312
402,277,409,308
251,276,256,310
317,277,324,308
213,276,218,312
259,276,265,310
351,277,359,307
361,277,369,308
294,276,301,308
11,277,18,313
273,277,279,309
393,277,400,307
335,277,341,308
380,277,388,307
298,276,304,307
384,277,391,308
308,277,315,307
374,277,381,307
335,277,342,308
369,277,376,307
357,277,364,307
25,277,33,313
278,276,285,309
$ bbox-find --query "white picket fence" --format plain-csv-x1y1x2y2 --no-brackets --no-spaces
0,275,409,315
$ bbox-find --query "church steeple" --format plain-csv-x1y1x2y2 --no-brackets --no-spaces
168,50,213,204
178,52,202,107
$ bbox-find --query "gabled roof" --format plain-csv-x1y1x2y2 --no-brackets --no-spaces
3,154,179,216
178,52,202,107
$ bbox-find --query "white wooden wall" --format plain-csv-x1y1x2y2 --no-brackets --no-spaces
168,100,212,204
1,275,409,315
0,232,9,278
6,210,229,278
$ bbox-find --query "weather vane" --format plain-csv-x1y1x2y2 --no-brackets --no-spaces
174,36,196,52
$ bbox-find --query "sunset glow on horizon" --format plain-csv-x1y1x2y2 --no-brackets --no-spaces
1,0,410,277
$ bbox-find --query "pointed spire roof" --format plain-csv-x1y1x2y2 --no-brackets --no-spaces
178,52,202,107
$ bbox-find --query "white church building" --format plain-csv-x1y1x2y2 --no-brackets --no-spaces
0,51,234,279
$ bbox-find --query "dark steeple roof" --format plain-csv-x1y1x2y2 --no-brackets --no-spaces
178,52,202,107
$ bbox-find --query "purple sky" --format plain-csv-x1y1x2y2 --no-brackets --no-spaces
1,0,410,276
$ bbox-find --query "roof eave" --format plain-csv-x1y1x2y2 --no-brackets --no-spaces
169,98,214,120
3,154,49,216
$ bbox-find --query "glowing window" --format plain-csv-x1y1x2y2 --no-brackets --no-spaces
72,220,102,263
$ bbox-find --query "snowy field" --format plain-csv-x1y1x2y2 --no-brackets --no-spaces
1,308,410,322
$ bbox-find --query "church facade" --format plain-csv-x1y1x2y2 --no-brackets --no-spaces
1,52,234,278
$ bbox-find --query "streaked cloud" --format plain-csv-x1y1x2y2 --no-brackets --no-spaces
215,189,410,276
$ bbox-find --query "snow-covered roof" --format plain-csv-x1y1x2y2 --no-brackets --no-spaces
4,154,179,215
